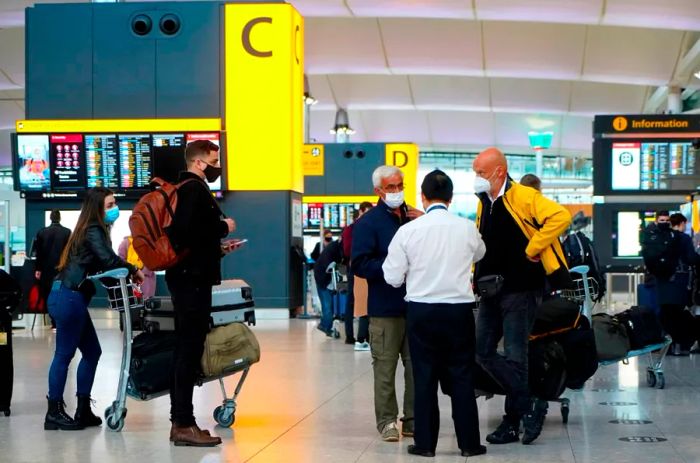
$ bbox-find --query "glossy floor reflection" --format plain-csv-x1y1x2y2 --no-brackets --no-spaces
3,316,700,462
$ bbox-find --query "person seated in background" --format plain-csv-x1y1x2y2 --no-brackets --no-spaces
118,236,157,299
519,174,542,192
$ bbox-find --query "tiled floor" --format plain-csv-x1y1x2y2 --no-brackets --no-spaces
2,315,700,463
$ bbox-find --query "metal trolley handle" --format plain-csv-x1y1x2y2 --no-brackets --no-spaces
87,267,130,282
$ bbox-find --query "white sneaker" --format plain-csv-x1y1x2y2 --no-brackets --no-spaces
354,341,370,352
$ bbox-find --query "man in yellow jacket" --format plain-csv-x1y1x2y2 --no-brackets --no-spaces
473,148,571,446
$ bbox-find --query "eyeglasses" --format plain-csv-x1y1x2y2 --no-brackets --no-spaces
382,182,404,193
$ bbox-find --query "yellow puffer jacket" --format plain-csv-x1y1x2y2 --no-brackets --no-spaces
476,179,572,278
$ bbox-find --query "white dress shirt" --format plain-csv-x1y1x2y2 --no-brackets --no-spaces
382,203,486,304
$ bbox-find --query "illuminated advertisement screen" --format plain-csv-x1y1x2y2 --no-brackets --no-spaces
16,134,51,191
49,134,86,190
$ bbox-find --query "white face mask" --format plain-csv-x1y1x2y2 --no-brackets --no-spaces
384,191,405,209
473,176,491,194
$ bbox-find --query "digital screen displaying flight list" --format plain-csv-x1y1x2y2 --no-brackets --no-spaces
15,132,219,193
611,141,697,191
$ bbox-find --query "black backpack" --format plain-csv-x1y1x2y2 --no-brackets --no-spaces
641,225,678,280
528,339,567,400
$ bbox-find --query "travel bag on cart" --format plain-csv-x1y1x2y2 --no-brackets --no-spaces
128,331,177,399
554,316,598,390
592,313,631,361
529,297,581,340
614,306,664,350
142,280,255,332
528,338,568,400
201,322,260,377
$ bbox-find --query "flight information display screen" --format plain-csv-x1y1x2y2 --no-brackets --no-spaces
49,134,85,190
610,140,698,191
119,134,152,188
303,203,361,232
13,131,223,193
85,134,119,188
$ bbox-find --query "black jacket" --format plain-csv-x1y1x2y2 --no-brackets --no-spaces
166,171,229,286
351,200,409,317
58,223,137,299
34,223,71,280
314,240,343,289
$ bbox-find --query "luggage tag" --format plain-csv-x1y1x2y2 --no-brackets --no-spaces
0,332,7,346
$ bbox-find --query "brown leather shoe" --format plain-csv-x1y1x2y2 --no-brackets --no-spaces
171,425,222,447
170,424,212,441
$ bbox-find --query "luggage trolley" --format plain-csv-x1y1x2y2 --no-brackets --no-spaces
90,268,252,432
566,266,672,389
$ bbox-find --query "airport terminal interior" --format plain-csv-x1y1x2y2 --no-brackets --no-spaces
1,0,700,462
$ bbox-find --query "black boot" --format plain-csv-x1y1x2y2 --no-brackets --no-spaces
45,397,84,431
75,395,102,427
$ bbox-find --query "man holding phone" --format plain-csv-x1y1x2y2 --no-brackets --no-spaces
166,140,236,447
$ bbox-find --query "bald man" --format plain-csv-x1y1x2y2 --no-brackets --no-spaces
472,148,571,446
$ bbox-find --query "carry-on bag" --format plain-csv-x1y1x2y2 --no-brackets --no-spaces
530,297,581,340
201,323,260,377
615,306,664,350
528,338,568,400
128,331,177,399
592,313,631,361
554,316,598,390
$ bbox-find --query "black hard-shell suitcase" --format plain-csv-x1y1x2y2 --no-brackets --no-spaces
128,331,177,400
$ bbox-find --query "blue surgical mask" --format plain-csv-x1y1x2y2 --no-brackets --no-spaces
104,206,120,224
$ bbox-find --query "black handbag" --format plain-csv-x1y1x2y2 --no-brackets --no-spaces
476,275,504,299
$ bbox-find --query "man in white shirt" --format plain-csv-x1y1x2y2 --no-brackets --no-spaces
383,170,487,458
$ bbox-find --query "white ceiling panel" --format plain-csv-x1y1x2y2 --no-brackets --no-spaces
348,0,474,19
328,74,413,109
483,22,587,80
358,110,431,144
426,111,495,146
560,115,593,152
305,18,388,74
306,75,336,110
491,78,570,114
410,75,490,111
494,112,562,148
288,0,350,17
476,0,603,25
583,26,684,86
380,19,483,76
570,81,648,116
604,0,700,31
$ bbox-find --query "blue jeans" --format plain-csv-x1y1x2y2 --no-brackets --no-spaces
317,286,333,332
475,291,539,421
47,284,102,401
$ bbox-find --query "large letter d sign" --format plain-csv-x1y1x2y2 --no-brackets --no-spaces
392,151,408,168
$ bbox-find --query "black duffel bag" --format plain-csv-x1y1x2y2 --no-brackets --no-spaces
528,338,568,400
554,316,598,390
615,306,664,350
592,313,630,361
530,297,581,340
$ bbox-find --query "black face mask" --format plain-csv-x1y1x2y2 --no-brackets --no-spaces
657,222,671,230
203,163,222,183
324,237,332,243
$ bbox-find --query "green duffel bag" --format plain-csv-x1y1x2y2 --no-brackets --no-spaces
201,322,261,377
592,313,630,361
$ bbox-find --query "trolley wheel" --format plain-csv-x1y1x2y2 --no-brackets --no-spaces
560,402,570,424
3,408,10,417
646,369,657,388
213,405,235,428
106,412,125,432
655,372,665,390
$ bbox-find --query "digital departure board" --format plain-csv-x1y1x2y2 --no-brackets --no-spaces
612,141,697,191
119,134,152,188
49,134,86,190
13,131,224,194
85,135,119,188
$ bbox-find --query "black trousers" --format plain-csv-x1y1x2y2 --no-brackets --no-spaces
407,301,481,452
168,280,212,427
660,304,696,350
